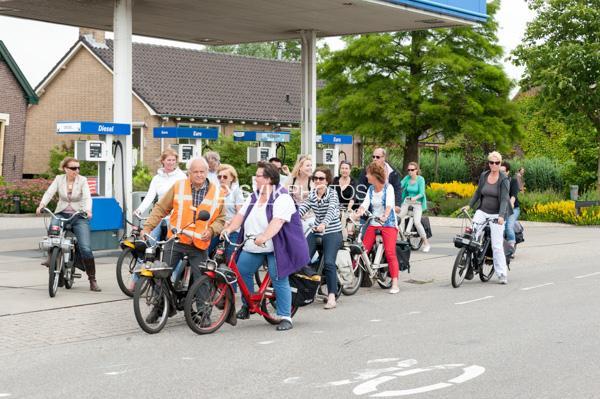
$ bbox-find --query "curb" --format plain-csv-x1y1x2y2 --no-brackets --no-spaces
0,213,39,218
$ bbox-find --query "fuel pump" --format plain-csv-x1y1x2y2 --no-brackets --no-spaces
152,126,219,163
233,130,290,163
56,121,129,250
316,134,353,176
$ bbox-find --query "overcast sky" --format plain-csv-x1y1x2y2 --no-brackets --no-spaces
0,1,535,91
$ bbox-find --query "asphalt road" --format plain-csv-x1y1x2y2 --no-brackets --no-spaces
0,217,598,398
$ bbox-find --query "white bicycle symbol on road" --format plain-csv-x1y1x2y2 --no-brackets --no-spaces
320,358,485,397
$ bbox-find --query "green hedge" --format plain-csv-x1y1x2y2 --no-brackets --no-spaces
419,152,470,184
507,157,569,193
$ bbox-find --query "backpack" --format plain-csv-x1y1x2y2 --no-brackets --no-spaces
289,266,321,307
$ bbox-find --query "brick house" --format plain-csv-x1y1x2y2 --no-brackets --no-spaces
24,32,308,176
0,40,38,181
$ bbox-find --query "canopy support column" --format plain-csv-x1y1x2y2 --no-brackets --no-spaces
300,30,317,163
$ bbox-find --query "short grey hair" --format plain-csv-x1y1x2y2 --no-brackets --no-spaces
204,151,221,163
186,157,209,171
374,147,386,157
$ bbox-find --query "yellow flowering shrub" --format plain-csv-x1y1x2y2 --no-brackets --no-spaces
429,181,476,199
526,201,600,225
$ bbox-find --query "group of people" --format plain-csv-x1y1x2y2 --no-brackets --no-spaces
36,145,521,330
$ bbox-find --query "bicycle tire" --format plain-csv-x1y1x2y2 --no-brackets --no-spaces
479,259,495,282
184,275,232,335
48,247,62,298
451,248,470,288
409,235,423,251
261,294,298,325
64,252,76,289
116,248,136,297
133,276,169,334
376,267,393,289
341,255,363,296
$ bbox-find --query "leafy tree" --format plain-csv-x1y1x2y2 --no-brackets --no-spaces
317,0,521,171
208,41,301,61
513,0,600,194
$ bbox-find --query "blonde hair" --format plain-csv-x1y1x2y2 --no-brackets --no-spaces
487,151,502,162
218,163,238,183
60,157,78,170
159,149,178,165
366,161,386,184
407,161,420,174
290,155,312,179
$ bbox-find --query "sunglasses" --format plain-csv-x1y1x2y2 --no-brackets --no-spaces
372,155,382,159
312,176,327,181
217,175,229,180
488,161,501,165
407,168,416,172
66,166,80,171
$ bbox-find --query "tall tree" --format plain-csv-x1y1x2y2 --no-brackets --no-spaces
513,0,600,194
317,0,520,171
208,40,301,61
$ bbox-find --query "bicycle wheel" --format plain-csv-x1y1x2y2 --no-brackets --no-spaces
184,275,231,335
64,253,76,289
376,266,393,289
479,259,495,282
133,276,169,334
253,263,268,288
451,248,470,288
116,248,137,297
48,247,62,298
409,235,423,251
261,289,298,325
341,254,363,296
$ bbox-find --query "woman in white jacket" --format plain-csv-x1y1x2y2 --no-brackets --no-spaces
134,149,186,241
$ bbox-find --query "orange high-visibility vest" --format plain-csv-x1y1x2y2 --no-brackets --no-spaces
168,179,223,249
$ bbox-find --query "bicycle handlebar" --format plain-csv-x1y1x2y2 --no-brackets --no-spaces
221,231,264,248
43,207,87,222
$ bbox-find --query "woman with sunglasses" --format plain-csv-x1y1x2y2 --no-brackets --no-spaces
208,163,245,261
299,167,343,309
462,151,513,284
355,162,401,294
398,162,431,252
36,157,101,291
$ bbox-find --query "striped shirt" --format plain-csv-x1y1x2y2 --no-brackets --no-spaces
298,187,342,235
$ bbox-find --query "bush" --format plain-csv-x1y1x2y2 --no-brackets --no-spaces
429,181,476,199
46,143,98,178
0,179,55,214
518,189,564,217
508,157,568,193
419,151,470,183
133,163,153,191
526,200,600,225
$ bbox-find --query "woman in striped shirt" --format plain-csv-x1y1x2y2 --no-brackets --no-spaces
299,167,343,309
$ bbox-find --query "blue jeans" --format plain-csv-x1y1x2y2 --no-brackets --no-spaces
50,213,94,260
208,231,239,264
237,251,292,318
505,207,520,244
307,231,342,295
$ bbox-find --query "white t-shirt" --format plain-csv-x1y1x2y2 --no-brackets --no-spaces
223,186,245,231
360,185,397,226
238,193,296,253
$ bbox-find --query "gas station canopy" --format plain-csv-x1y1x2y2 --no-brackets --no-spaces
0,0,486,45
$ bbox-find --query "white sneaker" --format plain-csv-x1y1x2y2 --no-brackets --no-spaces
499,275,508,285
422,244,431,253
389,287,400,294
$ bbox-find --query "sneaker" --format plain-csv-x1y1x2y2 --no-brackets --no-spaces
389,287,400,294
422,244,431,253
276,319,293,331
236,306,250,320
324,300,337,309
499,275,508,285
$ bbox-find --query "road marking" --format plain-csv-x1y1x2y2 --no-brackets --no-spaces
104,371,127,376
0,394,12,398
370,319,382,322
575,272,600,279
258,340,274,345
521,282,555,291
181,357,194,360
455,296,494,305
408,311,421,315
283,377,301,384
312,330,324,334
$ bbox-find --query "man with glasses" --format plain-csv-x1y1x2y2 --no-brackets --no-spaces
356,148,402,212
142,157,226,322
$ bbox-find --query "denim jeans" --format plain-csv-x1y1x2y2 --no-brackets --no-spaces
307,231,342,295
237,251,292,319
49,212,94,260
505,207,520,244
